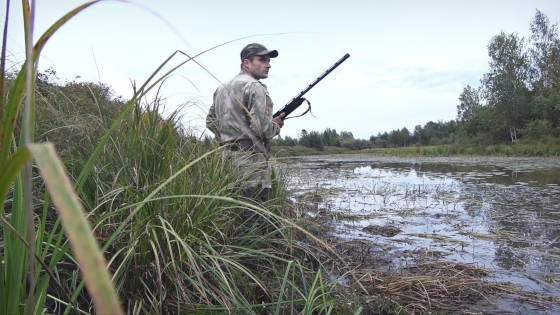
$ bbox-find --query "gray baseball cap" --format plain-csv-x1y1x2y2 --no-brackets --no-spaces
240,43,278,60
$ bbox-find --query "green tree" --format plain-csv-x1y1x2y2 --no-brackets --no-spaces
339,131,356,149
527,10,560,130
530,91,560,128
339,131,354,141
388,127,410,147
529,9,560,92
321,128,341,146
375,131,389,148
300,130,324,150
457,85,482,122
482,32,531,142
271,135,297,146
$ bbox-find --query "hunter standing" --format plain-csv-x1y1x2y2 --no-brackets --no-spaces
206,43,285,200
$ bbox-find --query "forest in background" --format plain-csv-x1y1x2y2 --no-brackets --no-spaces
273,10,560,151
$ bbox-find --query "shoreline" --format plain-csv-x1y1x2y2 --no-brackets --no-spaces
272,142,560,158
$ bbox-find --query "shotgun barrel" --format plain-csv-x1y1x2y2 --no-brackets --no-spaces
273,53,350,119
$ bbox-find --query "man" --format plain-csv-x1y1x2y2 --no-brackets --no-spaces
206,43,286,201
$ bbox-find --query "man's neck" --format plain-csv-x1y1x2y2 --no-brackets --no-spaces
241,70,263,80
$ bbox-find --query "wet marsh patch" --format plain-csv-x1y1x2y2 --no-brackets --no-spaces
280,155,560,312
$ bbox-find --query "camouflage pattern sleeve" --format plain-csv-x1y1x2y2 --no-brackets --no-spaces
245,82,280,141
206,91,219,138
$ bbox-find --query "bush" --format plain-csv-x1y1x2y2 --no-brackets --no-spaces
300,131,324,150
520,119,553,139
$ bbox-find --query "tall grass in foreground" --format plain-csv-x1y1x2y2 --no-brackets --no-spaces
30,68,352,314
1,1,122,314
1,1,355,314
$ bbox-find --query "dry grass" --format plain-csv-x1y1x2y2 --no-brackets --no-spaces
354,261,515,313
296,219,559,314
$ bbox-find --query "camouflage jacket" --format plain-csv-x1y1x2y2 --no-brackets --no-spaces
206,71,280,154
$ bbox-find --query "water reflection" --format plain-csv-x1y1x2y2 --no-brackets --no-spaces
280,155,560,297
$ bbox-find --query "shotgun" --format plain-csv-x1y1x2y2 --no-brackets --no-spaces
273,53,350,119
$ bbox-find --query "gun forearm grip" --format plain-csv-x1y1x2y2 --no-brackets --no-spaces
273,98,304,118
273,110,284,118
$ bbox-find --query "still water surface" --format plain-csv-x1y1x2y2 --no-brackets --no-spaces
281,155,560,309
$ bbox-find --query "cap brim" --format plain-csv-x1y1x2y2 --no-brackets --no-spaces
257,49,278,58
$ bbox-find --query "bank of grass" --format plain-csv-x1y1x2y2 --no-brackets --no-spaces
272,145,347,157
5,76,363,313
362,140,560,157
273,140,560,157
0,2,362,313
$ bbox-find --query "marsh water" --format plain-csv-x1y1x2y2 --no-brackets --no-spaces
280,155,560,312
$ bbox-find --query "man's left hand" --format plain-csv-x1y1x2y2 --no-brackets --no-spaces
273,112,286,128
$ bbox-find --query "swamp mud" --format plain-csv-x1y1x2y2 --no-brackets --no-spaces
279,155,560,313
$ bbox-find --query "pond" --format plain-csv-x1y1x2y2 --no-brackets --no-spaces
279,155,560,313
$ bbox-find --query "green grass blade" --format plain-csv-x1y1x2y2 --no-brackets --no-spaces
2,171,25,315
303,269,321,315
274,260,294,315
28,142,123,315
0,66,26,165
0,148,31,216
0,215,74,309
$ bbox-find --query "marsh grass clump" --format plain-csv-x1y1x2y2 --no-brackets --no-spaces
24,74,354,313
355,262,516,313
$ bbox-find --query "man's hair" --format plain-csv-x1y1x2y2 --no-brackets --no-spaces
240,56,257,70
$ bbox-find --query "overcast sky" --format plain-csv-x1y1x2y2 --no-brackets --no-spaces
5,0,560,139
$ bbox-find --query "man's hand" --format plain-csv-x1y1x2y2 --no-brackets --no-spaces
273,112,286,128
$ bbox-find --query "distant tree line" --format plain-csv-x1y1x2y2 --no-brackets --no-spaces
273,128,375,150
273,10,560,150
271,122,458,151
